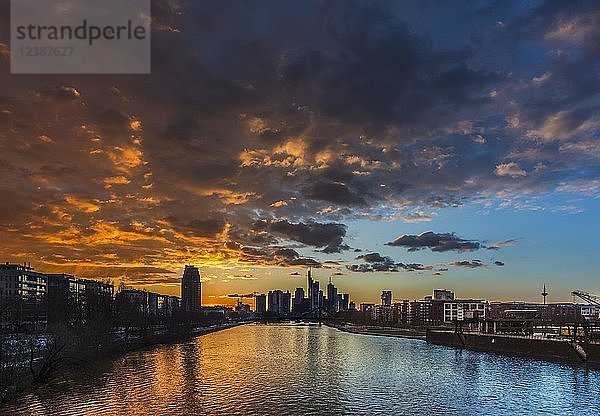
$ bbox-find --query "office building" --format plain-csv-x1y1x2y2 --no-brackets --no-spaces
255,293,267,314
293,287,305,313
181,265,201,312
310,281,323,310
434,289,455,301
443,300,487,322
268,290,291,315
381,290,392,306
327,281,338,313
341,293,350,311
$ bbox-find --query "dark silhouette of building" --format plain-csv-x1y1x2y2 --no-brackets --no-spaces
268,290,291,315
381,290,392,306
433,289,455,301
0,263,47,330
293,287,305,313
255,293,267,314
46,273,113,326
327,280,338,313
181,265,201,312
341,293,350,311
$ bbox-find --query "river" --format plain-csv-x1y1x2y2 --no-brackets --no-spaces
2,323,599,415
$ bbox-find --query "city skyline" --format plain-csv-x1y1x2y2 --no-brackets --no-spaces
2,1,600,306
0,259,574,308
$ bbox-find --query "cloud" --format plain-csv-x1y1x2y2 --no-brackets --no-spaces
347,252,432,273
449,260,486,268
254,219,348,253
348,252,400,272
167,216,226,238
356,252,388,263
386,231,480,252
494,162,527,178
307,181,367,206
486,239,519,250
230,274,258,280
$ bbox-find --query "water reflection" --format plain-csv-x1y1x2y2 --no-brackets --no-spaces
2,323,599,415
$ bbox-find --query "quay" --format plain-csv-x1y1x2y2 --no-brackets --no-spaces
426,329,600,364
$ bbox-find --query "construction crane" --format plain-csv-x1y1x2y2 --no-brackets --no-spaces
228,292,257,310
572,291,600,306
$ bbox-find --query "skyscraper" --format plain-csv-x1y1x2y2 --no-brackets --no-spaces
327,280,338,313
255,294,267,314
310,280,323,310
307,268,313,308
381,290,392,306
268,290,291,315
433,289,455,301
282,291,291,315
293,287,305,313
342,293,350,311
181,265,201,312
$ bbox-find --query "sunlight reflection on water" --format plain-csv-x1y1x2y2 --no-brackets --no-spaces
3,323,600,415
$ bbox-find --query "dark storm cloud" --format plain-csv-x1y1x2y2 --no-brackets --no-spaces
167,216,226,238
386,232,480,252
347,252,432,273
274,248,300,259
307,182,367,206
1,0,600,274
241,245,319,267
356,253,388,263
255,220,348,253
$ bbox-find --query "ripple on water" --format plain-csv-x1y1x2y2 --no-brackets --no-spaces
2,324,600,415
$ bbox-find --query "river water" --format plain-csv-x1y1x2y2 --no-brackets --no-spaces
2,323,599,415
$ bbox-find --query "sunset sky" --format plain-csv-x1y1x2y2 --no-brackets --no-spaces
1,0,600,305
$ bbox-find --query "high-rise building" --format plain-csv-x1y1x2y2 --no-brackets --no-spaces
307,268,313,297
181,265,201,312
381,290,392,306
293,287,305,313
293,287,304,305
310,281,323,310
433,289,455,301
336,294,344,311
327,281,338,313
308,268,320,311
255,293,267,314
341,293,350,311
268,290,291,315
282,291,291,315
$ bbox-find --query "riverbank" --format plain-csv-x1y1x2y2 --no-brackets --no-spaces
328,323,426,340
0,322,244,403
427,330,600,365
